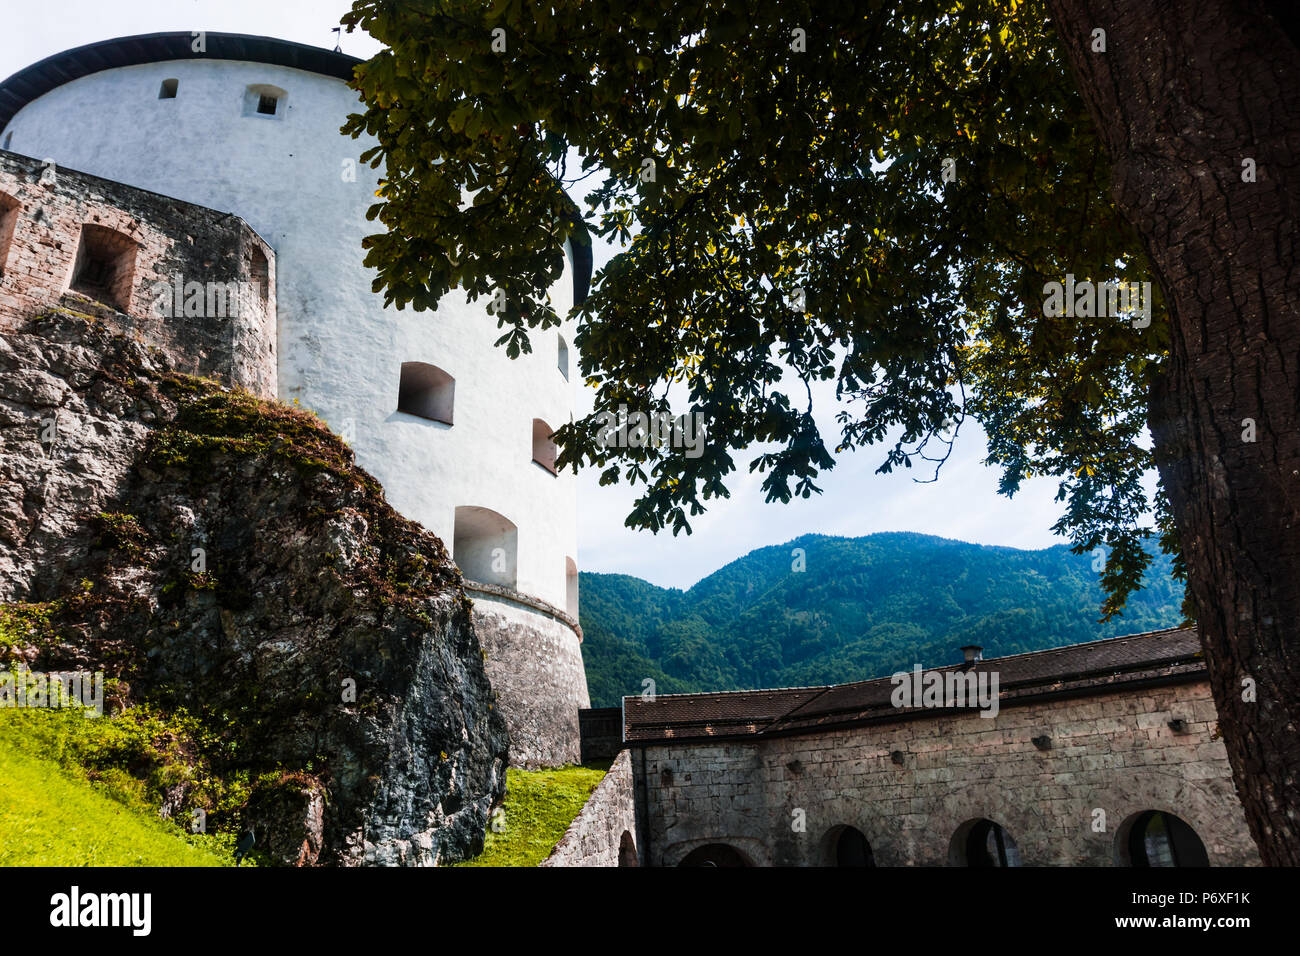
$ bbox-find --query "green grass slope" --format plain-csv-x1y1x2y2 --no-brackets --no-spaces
0,714,235,867
455,764,607,867
0,706,600,868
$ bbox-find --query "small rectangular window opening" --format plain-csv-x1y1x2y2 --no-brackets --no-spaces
159,79,179,100
2,132,12,151
257,94,278,116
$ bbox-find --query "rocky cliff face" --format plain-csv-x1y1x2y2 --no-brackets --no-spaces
0,307,509,865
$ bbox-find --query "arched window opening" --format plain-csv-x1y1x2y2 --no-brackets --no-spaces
532,418,558,474
565,556,579,619
568,233,593,306
397,362,454,424
69,223,138,312
558,334,569,380
678,844,751,867
2,131,12,151
158,79,179,99
951,818,1021,867
248,245,270,302
618,831,638,867
453,506,518,590
0,192,20,277
1125,811,1209,867
827,826,875,867
243,84,287,119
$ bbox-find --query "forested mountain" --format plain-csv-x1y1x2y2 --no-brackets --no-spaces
578,533,1185,707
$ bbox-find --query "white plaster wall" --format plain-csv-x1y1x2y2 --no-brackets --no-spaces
2,57,579,609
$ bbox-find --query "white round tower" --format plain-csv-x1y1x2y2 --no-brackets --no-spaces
0,33,591,767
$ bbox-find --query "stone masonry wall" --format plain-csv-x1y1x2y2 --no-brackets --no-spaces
634,679,1259,866
469,585,590,769
541,750,638,867
0,151,276,398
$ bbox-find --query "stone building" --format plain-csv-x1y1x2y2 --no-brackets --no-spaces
0,32,591,767
549,627,1259,866
0,153,275,393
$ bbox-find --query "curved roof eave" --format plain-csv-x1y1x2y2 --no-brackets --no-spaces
0,31,363,131
0,31,598,302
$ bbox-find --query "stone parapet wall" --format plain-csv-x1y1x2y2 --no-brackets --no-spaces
541,750,638,867
470,587,590,769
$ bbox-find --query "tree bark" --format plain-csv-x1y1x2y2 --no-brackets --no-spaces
1045,0,1300,864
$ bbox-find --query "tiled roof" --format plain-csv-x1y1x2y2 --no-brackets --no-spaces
623,626,1203,743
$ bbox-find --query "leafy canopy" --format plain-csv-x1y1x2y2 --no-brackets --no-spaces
341,0,1178,619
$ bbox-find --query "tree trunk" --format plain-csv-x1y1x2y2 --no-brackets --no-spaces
1045,0,1300,864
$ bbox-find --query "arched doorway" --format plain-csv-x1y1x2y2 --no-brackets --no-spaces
678,843,751,867
618,831,638,867
950,818,1021,867
825,825,876,866
1121,810,1210,867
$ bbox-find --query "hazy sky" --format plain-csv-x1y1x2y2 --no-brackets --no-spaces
1,1,1084,590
